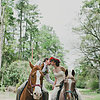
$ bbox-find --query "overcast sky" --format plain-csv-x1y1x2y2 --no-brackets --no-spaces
29,0,84,69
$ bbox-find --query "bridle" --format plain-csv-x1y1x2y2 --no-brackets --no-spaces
27,70,44,96
64,90,78,100
64,78,78,100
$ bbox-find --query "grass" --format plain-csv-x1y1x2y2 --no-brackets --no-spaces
79,89,100,100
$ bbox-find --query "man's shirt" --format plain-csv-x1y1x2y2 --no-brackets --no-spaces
35,60,54,85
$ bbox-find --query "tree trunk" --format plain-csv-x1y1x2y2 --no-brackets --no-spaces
19,6,23,59
0,2,5,70
0,0,2,70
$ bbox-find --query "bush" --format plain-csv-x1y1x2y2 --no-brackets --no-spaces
0,60,31,87
76,80,86,88
86,79,99,90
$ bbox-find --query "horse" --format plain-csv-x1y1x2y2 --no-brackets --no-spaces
59,69,79,100
20,61,44,100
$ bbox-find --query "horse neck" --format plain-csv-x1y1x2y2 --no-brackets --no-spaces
20,83,33,100
25,83,33,100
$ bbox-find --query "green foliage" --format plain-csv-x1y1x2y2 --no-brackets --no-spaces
0,61,30,87
86,79,99,90
73,0,100,90
0,0,66,90
0,85,6,92
76,78,86,88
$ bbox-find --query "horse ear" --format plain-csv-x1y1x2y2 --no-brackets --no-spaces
72,70,75,76
65,69,68,77
29,61,34,69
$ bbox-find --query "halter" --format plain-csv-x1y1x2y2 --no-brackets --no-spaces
64,90,78,100
27,72,43,96
29,75,42,88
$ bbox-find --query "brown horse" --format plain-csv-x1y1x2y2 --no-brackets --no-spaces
20,61,44,100
59,70,78,100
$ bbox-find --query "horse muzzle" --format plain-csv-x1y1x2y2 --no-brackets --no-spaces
33,91,42,99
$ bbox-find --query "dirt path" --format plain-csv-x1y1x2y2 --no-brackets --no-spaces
82,95,95,100
0,91,99,100
0,91,16,100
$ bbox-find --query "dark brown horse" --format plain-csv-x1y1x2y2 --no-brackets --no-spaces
59,70,78,100
20,61,44,100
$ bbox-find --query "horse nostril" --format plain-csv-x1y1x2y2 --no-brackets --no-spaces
34,92,42,97
40,93,42,97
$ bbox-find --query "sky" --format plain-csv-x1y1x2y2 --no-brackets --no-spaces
29,0,84,70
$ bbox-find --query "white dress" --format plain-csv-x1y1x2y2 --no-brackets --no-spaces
49,71,65,100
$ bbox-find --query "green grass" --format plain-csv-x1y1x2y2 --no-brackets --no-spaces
79,89,100,100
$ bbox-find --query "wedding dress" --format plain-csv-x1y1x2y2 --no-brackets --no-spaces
49,71,65,100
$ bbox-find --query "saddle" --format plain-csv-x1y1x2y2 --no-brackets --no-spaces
19,81,28,100
56,80,64,100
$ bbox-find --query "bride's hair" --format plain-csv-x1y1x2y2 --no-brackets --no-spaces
50,57,60,67
50,57,60,66
55,59,60,66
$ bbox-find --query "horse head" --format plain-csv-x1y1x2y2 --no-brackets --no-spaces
28,61,44,99
63,69,76,100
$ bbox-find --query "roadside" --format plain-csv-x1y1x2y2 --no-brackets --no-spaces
79,89,100,100
0,91,16,100
0,89,100,100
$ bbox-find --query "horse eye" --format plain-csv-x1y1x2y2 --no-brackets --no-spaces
73,82,76,85
32,75,34,78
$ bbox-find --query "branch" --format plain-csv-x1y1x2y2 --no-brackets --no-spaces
80,20,100,42
86,15,100,42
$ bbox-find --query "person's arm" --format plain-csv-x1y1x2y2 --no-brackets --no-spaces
45,73,54,85
61,67,66,72
52,76,57,90
53,69,57,85
54,77,57,85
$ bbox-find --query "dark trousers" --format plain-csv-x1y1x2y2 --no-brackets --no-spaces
42,91,49,100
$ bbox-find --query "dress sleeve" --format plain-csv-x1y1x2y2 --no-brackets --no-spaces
42,64,46,72
45,74,54,85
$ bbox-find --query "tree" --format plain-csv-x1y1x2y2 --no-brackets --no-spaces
16,0,28,59
0,0,2,70
0,0,5,70
33,25,66,65
74,0,100,71
73,0,100,89
16,0,40,60
1,0,17,66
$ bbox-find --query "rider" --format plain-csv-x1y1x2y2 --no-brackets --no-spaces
16,57,54,100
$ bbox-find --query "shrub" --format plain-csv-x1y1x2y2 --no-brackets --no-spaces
86,79,99,90
0,60,31,87
76,80,86,88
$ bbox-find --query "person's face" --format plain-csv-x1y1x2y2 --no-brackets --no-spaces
50,61,55,66
46,59,51,65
